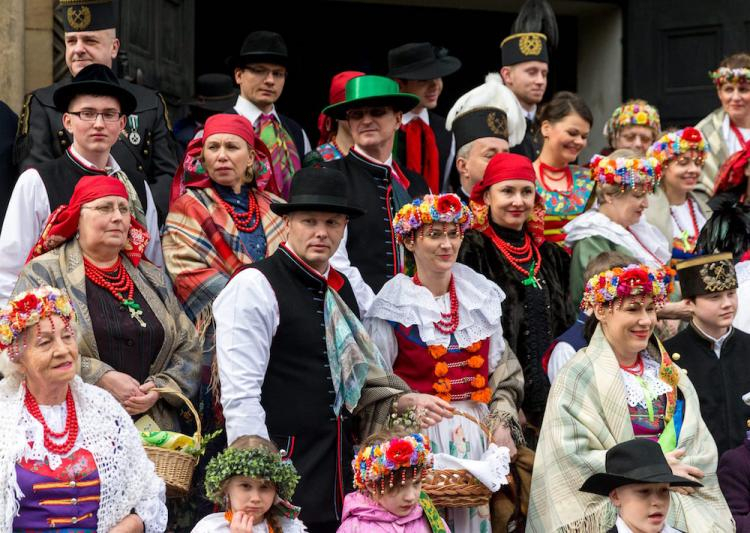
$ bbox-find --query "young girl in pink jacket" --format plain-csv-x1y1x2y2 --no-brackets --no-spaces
337,432,450,533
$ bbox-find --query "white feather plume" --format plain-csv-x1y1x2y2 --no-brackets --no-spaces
446,73,527,147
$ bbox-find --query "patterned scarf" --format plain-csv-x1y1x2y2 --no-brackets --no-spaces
257,113,301,200
113,170,147,228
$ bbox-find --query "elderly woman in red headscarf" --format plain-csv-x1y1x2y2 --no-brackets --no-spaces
458,153,574,437
13,175,201,431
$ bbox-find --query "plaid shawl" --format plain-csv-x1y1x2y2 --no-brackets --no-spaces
527,326,734,532
163,186,285,322
696,107,730,200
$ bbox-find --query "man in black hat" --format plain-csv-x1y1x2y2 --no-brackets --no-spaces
173,73,238,152
214,166,413,533
227,30,310,200
0,64,162,305
321,75,429,313
14,0,178,221
388,42,461,194
499,0,558,160
665,253,750,457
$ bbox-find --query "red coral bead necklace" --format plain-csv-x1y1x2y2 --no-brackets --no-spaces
412,273,459,334
24,385,79,456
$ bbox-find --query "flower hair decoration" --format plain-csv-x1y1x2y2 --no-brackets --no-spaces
709,67,750,87
589,154,662,193
647,127,708,167
604,102,661,137
0,286,76,360
204,447,300,504
352,433,433,492
581,264,674,311
392,194,472,243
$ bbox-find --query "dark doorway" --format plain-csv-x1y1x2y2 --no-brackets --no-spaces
194,1,578,143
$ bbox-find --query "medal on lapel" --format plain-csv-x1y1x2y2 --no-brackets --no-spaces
127,115,141,145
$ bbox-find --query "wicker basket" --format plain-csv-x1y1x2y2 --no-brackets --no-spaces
422,411,494,508
143,387,201,498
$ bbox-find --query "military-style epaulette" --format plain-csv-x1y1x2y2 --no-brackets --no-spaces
157,92,173,131
17,93,33,137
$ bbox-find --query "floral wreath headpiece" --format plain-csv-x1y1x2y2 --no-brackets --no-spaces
352,433,433,492
0,286,76,361
204,447,300,504
709,67,750,87
392,194,472,243
647,127,708,167
589,154,662,193
604,102,661,138
580,264,674,311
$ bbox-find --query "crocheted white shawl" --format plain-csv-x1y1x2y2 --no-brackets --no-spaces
0,375,167,532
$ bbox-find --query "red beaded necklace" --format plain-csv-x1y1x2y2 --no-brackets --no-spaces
83,256,146,327
669,197,700,250
619,354,644,376
413,273,460,334
483,226,542,289
216,186,261,233
538,162,573,194
626,228,665,267
24,385,79,456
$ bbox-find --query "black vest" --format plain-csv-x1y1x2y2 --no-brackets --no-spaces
323,150,429,293
250,246,359,525
225,107,307,157
34,150,149,212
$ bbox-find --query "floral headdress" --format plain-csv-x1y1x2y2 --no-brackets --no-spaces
580,264,674,311
709,67,750,87
204,447,300,504
352,433,433,492
392,194,472,243
589,154,662,193
647,127,707,167
604,102,661,138
0,286,76,361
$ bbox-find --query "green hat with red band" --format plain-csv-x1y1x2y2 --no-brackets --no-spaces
323,75,420,120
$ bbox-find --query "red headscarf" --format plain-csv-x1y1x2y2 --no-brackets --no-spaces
317,71,365,146
468,152,546,245
169,114,276,205
27,175,150,266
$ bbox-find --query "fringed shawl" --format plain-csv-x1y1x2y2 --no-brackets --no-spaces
527,325,734,532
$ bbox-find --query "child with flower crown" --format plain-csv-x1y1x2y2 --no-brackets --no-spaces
338,431,450,533
192,435,307,533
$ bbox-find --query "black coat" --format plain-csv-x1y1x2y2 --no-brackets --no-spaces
14,79,178,222
0,100,17,223
458,224,574,424
718,438,750,532
664,324,750,456
510,117,541,161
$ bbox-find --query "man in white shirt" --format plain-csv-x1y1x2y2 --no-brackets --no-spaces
226,30,310,199
0,64,162,306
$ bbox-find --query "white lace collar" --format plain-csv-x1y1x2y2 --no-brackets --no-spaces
619,351,673,409
367,263,505,347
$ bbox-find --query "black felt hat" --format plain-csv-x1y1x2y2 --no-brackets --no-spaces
676,252,737,299
580,439,702,496
452,107,510,149
59,0,116,32
387,42,461,80
184,73,238,113
270,166,365,217
226,31,288,70
53,63,137,115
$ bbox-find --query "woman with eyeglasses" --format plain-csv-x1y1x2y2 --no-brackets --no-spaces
458,153,574,440
13,174,201,433
366,193,522,533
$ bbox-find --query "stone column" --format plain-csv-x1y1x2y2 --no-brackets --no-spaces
24,0,55,101
0,0,25,112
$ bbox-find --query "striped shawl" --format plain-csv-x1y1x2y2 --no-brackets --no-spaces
527,325,734,532
163,186,285,322
696,107,730,200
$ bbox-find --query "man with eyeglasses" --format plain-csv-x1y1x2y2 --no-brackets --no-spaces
14,0,178,221
0,63,162,306
321,75,429,314
226,30,310,200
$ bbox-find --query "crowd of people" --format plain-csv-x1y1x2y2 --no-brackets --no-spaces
2,0,750,532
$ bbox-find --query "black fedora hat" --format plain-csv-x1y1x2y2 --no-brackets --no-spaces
270,167,365,217
580,439,702,496
387,42,461,81
183,73,238,113
53,64,137,116
226,31,288,70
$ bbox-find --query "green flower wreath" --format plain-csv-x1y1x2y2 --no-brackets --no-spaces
204,447,300,504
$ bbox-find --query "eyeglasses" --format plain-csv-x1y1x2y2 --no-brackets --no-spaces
82,204,130,216
244,65,287,80
345,107,390,121
421,228,462,240
68,110,123,122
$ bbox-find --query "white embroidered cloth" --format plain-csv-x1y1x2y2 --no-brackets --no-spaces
432,443,511,492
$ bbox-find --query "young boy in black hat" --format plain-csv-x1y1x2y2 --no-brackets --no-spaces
580,439,702,533
664,252,750,456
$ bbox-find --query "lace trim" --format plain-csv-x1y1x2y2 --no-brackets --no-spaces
20,402,83,471
620,353,673,408
367,263,505,347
